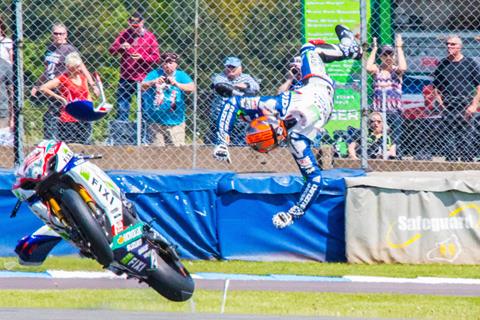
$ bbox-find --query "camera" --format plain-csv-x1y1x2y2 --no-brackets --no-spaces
291,67,300,75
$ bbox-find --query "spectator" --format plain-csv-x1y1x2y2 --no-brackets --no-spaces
205,56,260,145
141,52,195,146
348,112,396,160
366,34,407,157
277,56,303,94
0,17,13,65
0,58,13,131
31,23,98,140
39,52,93,144
109,11,160,121
432,35,480,162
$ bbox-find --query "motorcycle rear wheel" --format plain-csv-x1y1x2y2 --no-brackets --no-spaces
145,251,195,302
59,188,114,267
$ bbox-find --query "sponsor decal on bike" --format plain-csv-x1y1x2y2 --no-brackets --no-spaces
137,244,149,256
117,226,143,245
120,252,134,265
91,177,116,205
127,256,147,273
126,238,143,251
113,220,124,235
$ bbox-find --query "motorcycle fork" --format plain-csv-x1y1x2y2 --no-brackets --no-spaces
75,185,97,212
46,196,65,223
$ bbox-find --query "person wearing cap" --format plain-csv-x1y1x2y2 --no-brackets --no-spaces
277,56,303,94
109,11,160,122
206,56,260,145
366,34,407,157
141,52,195,146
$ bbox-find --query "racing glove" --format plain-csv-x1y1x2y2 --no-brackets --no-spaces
213,144,231,163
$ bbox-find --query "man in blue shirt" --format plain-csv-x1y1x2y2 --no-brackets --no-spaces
142,52,195,146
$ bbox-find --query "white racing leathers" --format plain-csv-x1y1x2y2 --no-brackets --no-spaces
215,40,355,214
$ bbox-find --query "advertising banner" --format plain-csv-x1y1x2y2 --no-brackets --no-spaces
345,171,480,264
303,0,364,133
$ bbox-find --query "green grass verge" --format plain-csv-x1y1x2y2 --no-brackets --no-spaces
0,289,478,319
1,256,479,279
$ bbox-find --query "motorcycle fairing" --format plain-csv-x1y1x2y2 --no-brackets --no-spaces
15,225,63,266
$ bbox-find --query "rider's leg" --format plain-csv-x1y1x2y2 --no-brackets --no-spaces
303,24,362,69
272,132,323,229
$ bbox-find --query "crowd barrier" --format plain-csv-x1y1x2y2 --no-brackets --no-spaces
0,168,364,262
345,171,480,264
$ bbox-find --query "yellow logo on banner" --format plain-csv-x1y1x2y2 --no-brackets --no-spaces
386,204,480,249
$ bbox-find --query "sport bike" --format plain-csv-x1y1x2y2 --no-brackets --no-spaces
11,140,194,301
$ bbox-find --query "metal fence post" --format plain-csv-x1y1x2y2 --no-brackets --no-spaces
136,82,142,146
12,0,24,166
381,89,388,160
192,0,199,169
360,0,369,170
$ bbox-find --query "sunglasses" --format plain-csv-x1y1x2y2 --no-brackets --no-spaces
370,120,382,123
446,42,459,46
53,32,66,36
161,53,178,61
225,65,238,69
128,19,142,25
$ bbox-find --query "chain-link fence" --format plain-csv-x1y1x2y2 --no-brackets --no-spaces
1,1,480,172
348,0,480,171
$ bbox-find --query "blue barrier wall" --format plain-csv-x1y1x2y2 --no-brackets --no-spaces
216,169,364,262
0,168,364,262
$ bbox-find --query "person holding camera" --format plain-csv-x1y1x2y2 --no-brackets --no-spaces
205,56,260,145
109,11,160,122
141,52,195,146
277,56,303,94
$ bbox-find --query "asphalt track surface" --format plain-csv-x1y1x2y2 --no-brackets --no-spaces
0,276,478,320
0,276,479,296
0,308,378,320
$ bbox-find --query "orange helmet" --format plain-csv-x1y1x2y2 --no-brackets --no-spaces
245,115,287,153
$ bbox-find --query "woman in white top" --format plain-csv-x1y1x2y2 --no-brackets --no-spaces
0,18,13,64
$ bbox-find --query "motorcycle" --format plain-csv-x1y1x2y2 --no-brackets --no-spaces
11,140,194,302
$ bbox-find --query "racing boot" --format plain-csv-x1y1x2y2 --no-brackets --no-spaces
272,205,304,229
335,24,362,60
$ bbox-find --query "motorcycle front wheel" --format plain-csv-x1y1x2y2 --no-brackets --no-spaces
59,188,114,267
145,250,195,302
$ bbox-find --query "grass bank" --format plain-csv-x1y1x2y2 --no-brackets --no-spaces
0,289,478,319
